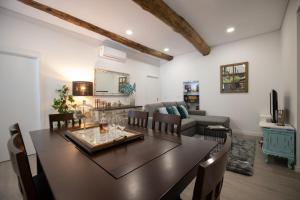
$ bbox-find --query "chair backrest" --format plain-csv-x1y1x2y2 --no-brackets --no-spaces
128,110,149,128
9,123,21,136
192,135,231,200
49,113,76,130
7,133,38,200
152,112,182,134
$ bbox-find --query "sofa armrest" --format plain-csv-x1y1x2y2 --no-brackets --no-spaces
188,110,206,116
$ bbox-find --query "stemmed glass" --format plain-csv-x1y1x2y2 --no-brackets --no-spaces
118,116,126,136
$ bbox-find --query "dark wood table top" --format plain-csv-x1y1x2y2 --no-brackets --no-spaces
30,126,217,200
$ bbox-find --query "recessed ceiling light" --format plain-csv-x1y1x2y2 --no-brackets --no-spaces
226,27,235,33
164,48,169,52
126,29,133,35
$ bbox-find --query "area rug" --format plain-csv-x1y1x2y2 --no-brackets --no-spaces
226,136,256,176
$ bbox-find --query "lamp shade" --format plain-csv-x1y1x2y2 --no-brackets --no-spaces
72,81,93,96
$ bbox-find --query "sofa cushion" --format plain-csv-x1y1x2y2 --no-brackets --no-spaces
181,118,197,130
162,102,177,107
144,103,164,117
172,106,181,116
166,106,176,115
158,107,168,114
190,115,230,127
177,106,187,119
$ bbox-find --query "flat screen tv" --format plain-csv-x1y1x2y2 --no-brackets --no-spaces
270,89,278,123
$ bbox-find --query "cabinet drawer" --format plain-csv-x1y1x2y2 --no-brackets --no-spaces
262,128,294,156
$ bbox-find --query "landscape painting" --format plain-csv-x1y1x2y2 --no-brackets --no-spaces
220,62,248,93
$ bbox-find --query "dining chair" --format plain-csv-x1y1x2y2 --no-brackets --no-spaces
9,123,21,136
192,134,231,200
49,113,81,130
128,110,149,128
152,112,182,134
7,133,53,200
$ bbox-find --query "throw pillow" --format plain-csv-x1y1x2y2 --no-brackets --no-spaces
158,107,168,114
180,105,189,117
177,106,187,119
172,106,181,116
166,106,176,115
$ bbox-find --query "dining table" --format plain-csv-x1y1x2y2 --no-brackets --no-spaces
30,125,217,200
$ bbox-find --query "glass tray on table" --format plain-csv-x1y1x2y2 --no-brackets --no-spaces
65,127,144,153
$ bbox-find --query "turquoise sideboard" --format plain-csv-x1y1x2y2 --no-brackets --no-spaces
260,121,295,169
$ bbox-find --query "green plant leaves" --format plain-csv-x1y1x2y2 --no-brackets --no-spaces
52,84,76,114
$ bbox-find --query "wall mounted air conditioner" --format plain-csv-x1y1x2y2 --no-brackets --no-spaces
99,45,127,62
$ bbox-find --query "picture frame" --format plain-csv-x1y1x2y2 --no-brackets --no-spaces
220,62,248,93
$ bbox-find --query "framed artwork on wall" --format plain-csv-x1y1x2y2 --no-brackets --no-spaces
220,62,249,93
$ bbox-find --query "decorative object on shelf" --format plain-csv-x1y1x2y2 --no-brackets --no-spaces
220,62,248,93
277,109,286,126
183,81,199,110
52,85,76,114
120,82,136,106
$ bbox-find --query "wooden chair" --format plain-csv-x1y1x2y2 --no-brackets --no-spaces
9,123,21,136
7,133,52,200
49,113,80,130
192,134,231,200
128,110,149,128
152,112,182,134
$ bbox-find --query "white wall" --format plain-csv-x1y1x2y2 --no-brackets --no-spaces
280,0,300,170
0,8,160,130
160,31,282,135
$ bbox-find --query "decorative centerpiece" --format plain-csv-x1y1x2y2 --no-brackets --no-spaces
120,83,136,106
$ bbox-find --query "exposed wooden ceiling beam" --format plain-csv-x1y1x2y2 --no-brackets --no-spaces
132,0,211,56
18,0,173,61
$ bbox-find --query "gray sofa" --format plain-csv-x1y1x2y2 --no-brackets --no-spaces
144,101,230,136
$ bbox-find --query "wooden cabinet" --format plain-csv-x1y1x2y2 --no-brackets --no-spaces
260,122,295,169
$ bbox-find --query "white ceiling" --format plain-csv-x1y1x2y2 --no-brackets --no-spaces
0,0,288,57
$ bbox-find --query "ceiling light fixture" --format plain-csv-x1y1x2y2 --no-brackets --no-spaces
126,29,133,35
164,48,169,52
226,27,235,33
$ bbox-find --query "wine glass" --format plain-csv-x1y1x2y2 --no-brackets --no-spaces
118,117,126,136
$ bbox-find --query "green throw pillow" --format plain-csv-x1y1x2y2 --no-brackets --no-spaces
177,106,187,119
166,106,176,115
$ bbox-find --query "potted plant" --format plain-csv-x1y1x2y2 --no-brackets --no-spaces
120,83,136,105
52,85,77,113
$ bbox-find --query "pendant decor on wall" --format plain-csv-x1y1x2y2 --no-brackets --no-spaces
220,62,248,93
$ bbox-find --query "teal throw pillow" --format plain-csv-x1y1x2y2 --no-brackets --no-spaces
180,105,189,117
177,106,187,119
158,107,168,114
172,106,181,116
166,106,176,115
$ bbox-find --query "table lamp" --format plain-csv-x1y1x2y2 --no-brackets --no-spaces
72,81,94,127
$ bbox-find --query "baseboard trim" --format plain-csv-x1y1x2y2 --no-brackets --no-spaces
232,129,262,137
295,165,300,173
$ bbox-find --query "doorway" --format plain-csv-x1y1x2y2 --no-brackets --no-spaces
0,52,40,162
